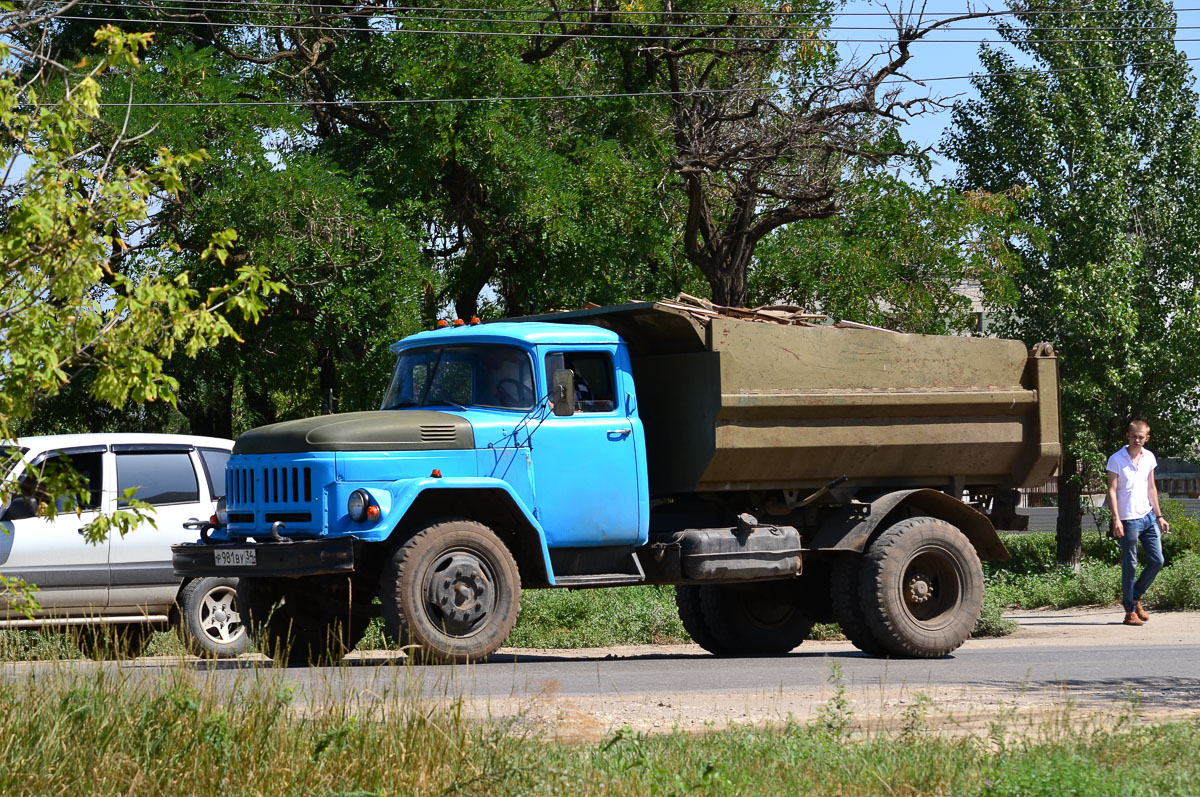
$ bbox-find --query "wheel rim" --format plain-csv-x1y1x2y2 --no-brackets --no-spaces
199,584,247,645
899,545,964,627
421,548,498,638
740,589,800,629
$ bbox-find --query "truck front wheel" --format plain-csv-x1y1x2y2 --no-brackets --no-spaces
381,519,521,664
859,517,984,658
238,576,367,666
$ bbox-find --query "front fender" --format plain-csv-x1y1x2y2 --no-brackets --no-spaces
365,476,558,585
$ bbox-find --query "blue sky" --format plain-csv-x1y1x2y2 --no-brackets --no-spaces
836,2,1200,180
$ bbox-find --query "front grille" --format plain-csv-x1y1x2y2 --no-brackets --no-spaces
229,513,254,523
420,424,458,443
229,465,313,505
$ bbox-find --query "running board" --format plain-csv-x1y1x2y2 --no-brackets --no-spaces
553,550,646,588
554,572,645,587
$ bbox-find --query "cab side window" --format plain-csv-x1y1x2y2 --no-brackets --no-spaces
116,451,199,507
545,351,617,413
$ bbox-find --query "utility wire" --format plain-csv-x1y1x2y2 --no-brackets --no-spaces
46,13,1200,44
90,54,1200,108
66,0,1200,34
31,1,1200,19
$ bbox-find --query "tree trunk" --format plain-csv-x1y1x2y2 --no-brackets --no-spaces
1055,456,1083,567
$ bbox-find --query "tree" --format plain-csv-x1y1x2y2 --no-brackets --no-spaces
0,8,280,542
945,0,1200,564
750,173,1020,333
519,0,1000,306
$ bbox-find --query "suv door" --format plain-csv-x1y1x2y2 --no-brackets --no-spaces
107,446,208,613
0,446,110,617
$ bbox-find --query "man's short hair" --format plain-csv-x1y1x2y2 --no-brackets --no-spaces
1127,420,1151,434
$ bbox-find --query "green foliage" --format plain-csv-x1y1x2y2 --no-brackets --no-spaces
945,0,1200,557
751,177,1021,333
506,585,688,648
0,21,281,566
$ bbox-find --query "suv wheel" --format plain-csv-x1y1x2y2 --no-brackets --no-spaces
179,577,251,658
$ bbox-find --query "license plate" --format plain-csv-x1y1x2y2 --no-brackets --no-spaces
214,548,256,567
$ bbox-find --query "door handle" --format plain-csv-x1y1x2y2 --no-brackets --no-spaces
608,428,632,436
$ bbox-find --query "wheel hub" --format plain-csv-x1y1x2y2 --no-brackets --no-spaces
906,575,934,604
427,553,495,635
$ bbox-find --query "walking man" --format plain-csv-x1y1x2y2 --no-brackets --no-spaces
1106,420,1169,626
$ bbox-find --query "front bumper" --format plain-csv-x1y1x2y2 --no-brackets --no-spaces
172,537,358,578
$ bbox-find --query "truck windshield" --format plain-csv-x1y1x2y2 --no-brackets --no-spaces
381,344,537,411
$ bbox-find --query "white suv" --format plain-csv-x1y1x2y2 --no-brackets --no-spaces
0,433,249,658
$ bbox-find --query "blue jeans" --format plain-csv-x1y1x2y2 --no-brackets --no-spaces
1120,512,1165,613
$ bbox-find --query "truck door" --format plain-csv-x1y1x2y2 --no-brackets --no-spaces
531,348,642,547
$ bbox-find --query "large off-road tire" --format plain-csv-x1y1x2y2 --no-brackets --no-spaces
238,576,368,666
673,585,729,655
380,519,521,664
178,577,251,658
696,580,814,655
830,554,888,656
859,516,984,658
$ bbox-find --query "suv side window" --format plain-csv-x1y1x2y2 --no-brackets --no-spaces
198,448,231,500
4,450,105,519
545,351,617,413
116,451,200,507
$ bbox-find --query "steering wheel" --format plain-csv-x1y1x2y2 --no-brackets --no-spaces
495,378,535,407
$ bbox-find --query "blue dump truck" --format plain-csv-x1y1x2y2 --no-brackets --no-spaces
173,301,1060,664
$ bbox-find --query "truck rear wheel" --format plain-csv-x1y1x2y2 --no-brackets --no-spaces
830,555,888,656
696,581,813,655
238,576,367,666
673,585,729,655
381,519,521,664
859,517,984,658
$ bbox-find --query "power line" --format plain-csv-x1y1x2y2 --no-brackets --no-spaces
67,0,1200,34
47,12,1200,45
90,54,1200,108
36,1,1200,19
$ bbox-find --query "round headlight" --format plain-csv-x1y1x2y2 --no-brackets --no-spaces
214,497,229,526
347,489,371,522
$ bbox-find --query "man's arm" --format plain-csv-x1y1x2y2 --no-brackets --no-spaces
1148,468,1171,533
1107,470,1124,538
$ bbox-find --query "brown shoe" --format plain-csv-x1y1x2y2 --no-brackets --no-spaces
1124,612,1144,626
1135,601,1150,622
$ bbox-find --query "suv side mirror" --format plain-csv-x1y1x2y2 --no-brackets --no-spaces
551,369,576,416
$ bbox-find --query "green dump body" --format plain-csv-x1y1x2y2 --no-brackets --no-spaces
534,302,1061,497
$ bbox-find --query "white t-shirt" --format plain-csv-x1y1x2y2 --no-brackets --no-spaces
1106,446,1158,521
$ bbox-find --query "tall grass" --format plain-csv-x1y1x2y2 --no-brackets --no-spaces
1,666,1199,795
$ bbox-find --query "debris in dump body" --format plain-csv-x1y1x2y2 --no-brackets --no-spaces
662,292,828,326
551,293,898,332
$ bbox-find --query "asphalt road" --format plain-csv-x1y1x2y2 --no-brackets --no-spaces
5,607,1198,738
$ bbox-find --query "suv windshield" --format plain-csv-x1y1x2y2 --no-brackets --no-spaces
381,344,537,411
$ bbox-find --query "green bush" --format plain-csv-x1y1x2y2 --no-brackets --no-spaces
506,585,688,648
1147,552,1200,610
972,589,1018,637
1162,499,1200,561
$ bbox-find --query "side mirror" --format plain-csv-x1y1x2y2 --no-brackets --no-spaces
551,369,576,416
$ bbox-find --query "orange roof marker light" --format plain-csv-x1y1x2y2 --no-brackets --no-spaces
436,319,449,328
453,318,465,327
470,317,481,325
431,469,443,478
